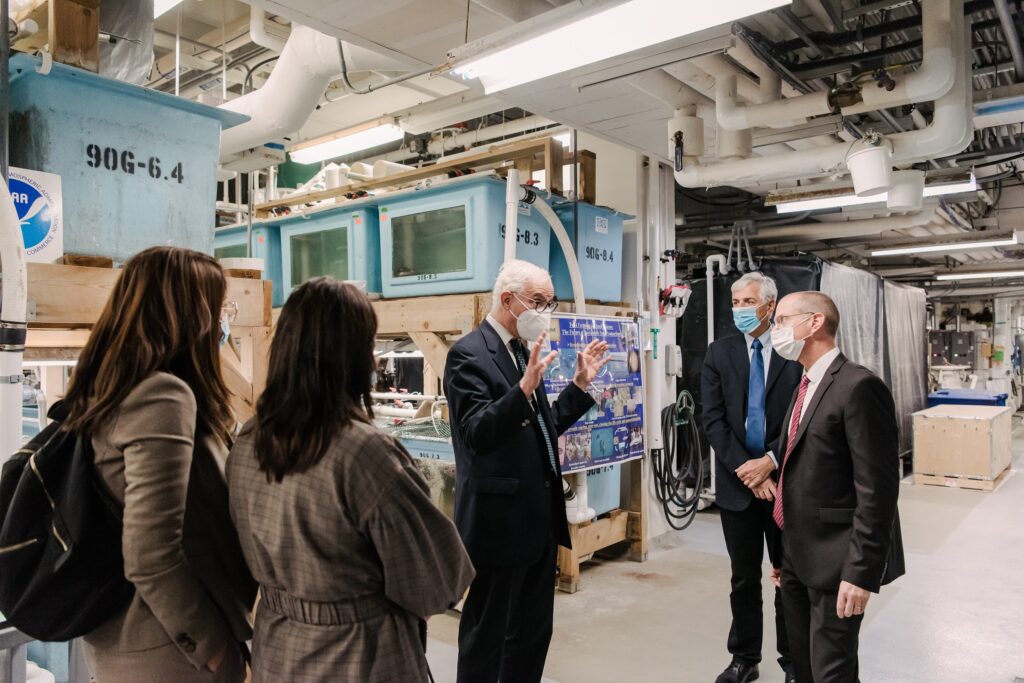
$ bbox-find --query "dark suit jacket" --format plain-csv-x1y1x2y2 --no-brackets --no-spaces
444,321,595,569
774,353,905,593
701,334,803,511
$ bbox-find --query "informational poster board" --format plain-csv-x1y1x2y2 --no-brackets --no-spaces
542,314,645,473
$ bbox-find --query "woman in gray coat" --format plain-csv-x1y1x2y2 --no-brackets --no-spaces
61,247,256,682
227,277,475,683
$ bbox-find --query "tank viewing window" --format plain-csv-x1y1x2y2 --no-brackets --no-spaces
290,227,349,288
391,206,468,278
214,243,248,261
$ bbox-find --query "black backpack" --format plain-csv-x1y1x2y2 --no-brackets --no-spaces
0,402,134,641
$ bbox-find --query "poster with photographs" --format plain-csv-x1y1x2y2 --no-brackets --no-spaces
542,314,645,473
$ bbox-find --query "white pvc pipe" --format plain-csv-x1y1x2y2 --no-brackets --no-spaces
677,211,937,246
426,115,553,156
248,1,286,53
533,192,587,314
673,18,971,189
371,392,444,402
374,405,419,418
704,253,727,498
504,169,520,264
0,185,27,462
717,73,831,131
219,25,341,158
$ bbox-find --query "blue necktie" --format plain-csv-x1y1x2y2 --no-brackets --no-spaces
511,340,559,475
745,339,766,457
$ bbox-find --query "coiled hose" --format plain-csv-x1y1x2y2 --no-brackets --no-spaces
652,390,704,531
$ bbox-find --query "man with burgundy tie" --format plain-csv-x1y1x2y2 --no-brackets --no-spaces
768,291,904,682
702,272,802,683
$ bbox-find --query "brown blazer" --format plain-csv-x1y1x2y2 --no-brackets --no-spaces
84,372,256,671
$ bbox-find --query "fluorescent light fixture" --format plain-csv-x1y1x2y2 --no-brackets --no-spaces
452,0,790,93
872,234,1018,257
936,270,1024,281
772,173,978,214
290,118,405,164
154,0,184,18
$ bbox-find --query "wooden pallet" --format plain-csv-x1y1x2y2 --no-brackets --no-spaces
557,509,630,594
914,467,1012,492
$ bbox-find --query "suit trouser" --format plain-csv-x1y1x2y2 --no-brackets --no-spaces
457,535,558,683
780,548,862,683
720,500,791,670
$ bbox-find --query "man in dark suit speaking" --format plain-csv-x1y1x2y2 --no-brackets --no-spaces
769,291,903,682
702,272,803,683
444,260,608,683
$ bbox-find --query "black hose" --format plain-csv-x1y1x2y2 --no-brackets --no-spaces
651,393,704,531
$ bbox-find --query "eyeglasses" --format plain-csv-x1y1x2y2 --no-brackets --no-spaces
775,312,815,326
513,292,558,314
221,300,239,323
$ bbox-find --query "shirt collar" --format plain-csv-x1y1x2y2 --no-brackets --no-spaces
805,346,841,383
486,314,515,348
744,326,773,351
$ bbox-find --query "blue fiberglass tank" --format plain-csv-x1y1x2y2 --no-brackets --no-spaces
279,204,381,297
549,201,630,303
212,224,285,307
378,176,550,298
7,53,247,259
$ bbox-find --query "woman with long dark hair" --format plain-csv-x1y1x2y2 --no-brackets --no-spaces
64,246,256,682
227,277,474,682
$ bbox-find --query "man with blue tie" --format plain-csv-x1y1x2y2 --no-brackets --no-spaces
701,272,803,683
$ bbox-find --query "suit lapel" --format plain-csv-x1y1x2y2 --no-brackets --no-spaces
786,354,847,459
481,320,521,388
765,349,785,394
727,335,751,386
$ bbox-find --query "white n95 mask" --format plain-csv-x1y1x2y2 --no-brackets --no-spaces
514,308,552,342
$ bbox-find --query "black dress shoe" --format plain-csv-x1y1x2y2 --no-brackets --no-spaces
784,669,797,683
715,661,760,683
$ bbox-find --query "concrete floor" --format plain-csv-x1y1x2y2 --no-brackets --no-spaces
427,419,1024,682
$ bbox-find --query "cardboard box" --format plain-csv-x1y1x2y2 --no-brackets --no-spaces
912,404,1012,491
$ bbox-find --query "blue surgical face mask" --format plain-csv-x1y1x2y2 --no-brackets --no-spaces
219,317,231,347
732,305,769,335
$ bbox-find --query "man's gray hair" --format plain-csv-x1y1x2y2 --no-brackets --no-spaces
731,271,778,303
491,259,550,309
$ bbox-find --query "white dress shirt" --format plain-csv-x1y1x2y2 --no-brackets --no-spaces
486,314,520,366
796,346,842,424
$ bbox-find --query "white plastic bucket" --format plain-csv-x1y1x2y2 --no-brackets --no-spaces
887,169,925,212
847,142,893,196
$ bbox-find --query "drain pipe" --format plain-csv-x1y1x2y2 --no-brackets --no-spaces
504,169,520,263
993,0,1024,82
705,253,728,498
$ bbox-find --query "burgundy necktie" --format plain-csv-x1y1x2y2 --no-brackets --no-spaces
773,375,811,530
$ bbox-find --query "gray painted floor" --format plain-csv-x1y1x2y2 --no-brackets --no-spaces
427,418,1024,682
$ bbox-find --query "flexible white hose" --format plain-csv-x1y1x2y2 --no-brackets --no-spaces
0,184,27,461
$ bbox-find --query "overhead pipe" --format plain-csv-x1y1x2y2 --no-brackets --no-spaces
219,25,341,158
711,0,960,130
673,18,971,189
993,0,1024,82
678,210,937,246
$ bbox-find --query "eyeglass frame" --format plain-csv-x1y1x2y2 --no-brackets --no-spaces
512,292,559,314
774,311,818,327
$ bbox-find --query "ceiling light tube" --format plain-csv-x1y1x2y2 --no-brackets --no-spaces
936,270,1024,281
772,172,978,214
290,118,405,164
451,0,791,94
872,234,1018,256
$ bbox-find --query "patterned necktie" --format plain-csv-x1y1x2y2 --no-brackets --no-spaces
773,375,811,529
511,340,559,475
745,339,766,457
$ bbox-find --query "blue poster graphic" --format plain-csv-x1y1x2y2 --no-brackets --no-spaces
542,315,645,473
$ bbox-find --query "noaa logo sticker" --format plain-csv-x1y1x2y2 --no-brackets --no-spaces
8,168,62,262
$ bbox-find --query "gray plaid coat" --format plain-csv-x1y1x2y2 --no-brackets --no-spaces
227,419,474,682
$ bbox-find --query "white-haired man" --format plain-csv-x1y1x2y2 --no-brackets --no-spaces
702,271,803,683
444,260,608,683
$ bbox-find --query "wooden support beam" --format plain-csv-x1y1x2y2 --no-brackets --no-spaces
221,344,255,423
26,263,272,328
49,0,99,72
627,460,649,562
255,137,559,217
409,332,451,390
543,138,565,197
374,294,483,336
578,150,597,205
557,509,629,593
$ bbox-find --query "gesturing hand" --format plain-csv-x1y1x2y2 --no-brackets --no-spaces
836,580,871,619
573,340,610,391
520,332,558,398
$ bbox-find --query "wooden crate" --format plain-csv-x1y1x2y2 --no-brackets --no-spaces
912,404,1013,491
